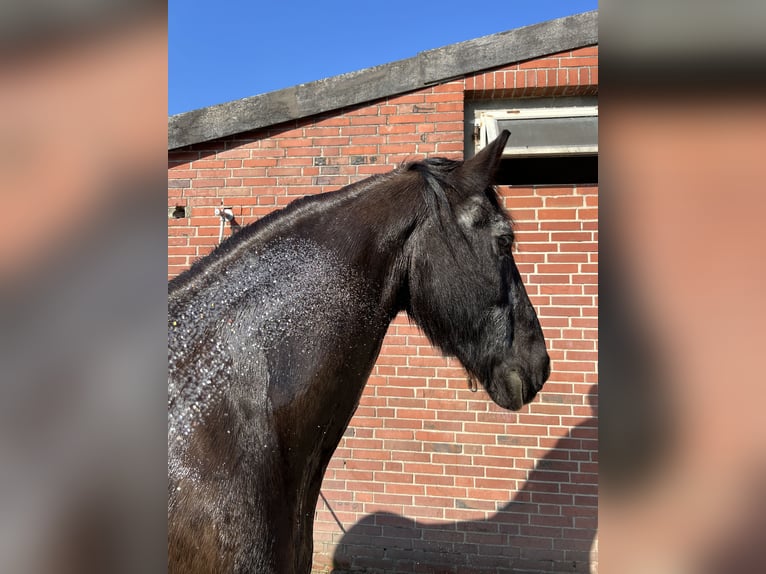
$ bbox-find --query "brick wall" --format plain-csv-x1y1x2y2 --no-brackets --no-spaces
169,46,598,573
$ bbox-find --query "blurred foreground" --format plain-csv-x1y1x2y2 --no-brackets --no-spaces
600,2,766,572
0,2,167,573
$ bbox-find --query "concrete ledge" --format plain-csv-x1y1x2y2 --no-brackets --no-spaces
169,10,597,150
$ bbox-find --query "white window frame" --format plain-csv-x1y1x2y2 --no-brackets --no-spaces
475,105,598,157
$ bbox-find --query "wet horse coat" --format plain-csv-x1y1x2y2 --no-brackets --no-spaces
168,131,550,573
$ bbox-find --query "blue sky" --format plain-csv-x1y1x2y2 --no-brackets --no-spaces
169,1,598,116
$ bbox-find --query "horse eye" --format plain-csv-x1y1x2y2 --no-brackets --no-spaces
497,235,513,251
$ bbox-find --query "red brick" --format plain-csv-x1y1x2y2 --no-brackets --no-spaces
191,178,225,188
216,148,250,159
560,56,598,67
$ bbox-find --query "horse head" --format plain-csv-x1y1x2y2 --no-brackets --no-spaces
405,131,550,410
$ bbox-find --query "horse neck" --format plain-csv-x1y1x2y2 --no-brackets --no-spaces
285,172,422,318
169,170,423,320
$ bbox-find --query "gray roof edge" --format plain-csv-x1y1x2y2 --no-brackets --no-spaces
169,10,597,150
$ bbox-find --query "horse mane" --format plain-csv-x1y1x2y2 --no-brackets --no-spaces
168,171,385,296
168,156,493,298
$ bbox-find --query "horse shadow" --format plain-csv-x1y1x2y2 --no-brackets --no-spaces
330,387,598,574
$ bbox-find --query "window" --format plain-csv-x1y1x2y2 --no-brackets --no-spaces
468,97,598,185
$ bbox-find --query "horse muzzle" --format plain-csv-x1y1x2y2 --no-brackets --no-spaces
487,350,550,411
486,368,528,411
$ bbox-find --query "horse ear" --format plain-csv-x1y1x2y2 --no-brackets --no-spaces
459,129,510,187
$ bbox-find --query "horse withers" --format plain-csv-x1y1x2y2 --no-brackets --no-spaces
168,131,550,573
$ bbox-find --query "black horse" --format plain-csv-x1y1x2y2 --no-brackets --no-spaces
168,131,550,574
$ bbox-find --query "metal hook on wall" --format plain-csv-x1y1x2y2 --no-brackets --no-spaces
214,206,240,243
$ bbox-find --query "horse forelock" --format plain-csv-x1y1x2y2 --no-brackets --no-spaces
403,157,461,229
403,156,512,263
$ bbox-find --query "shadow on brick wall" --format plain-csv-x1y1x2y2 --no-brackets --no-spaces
330,386,598,574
